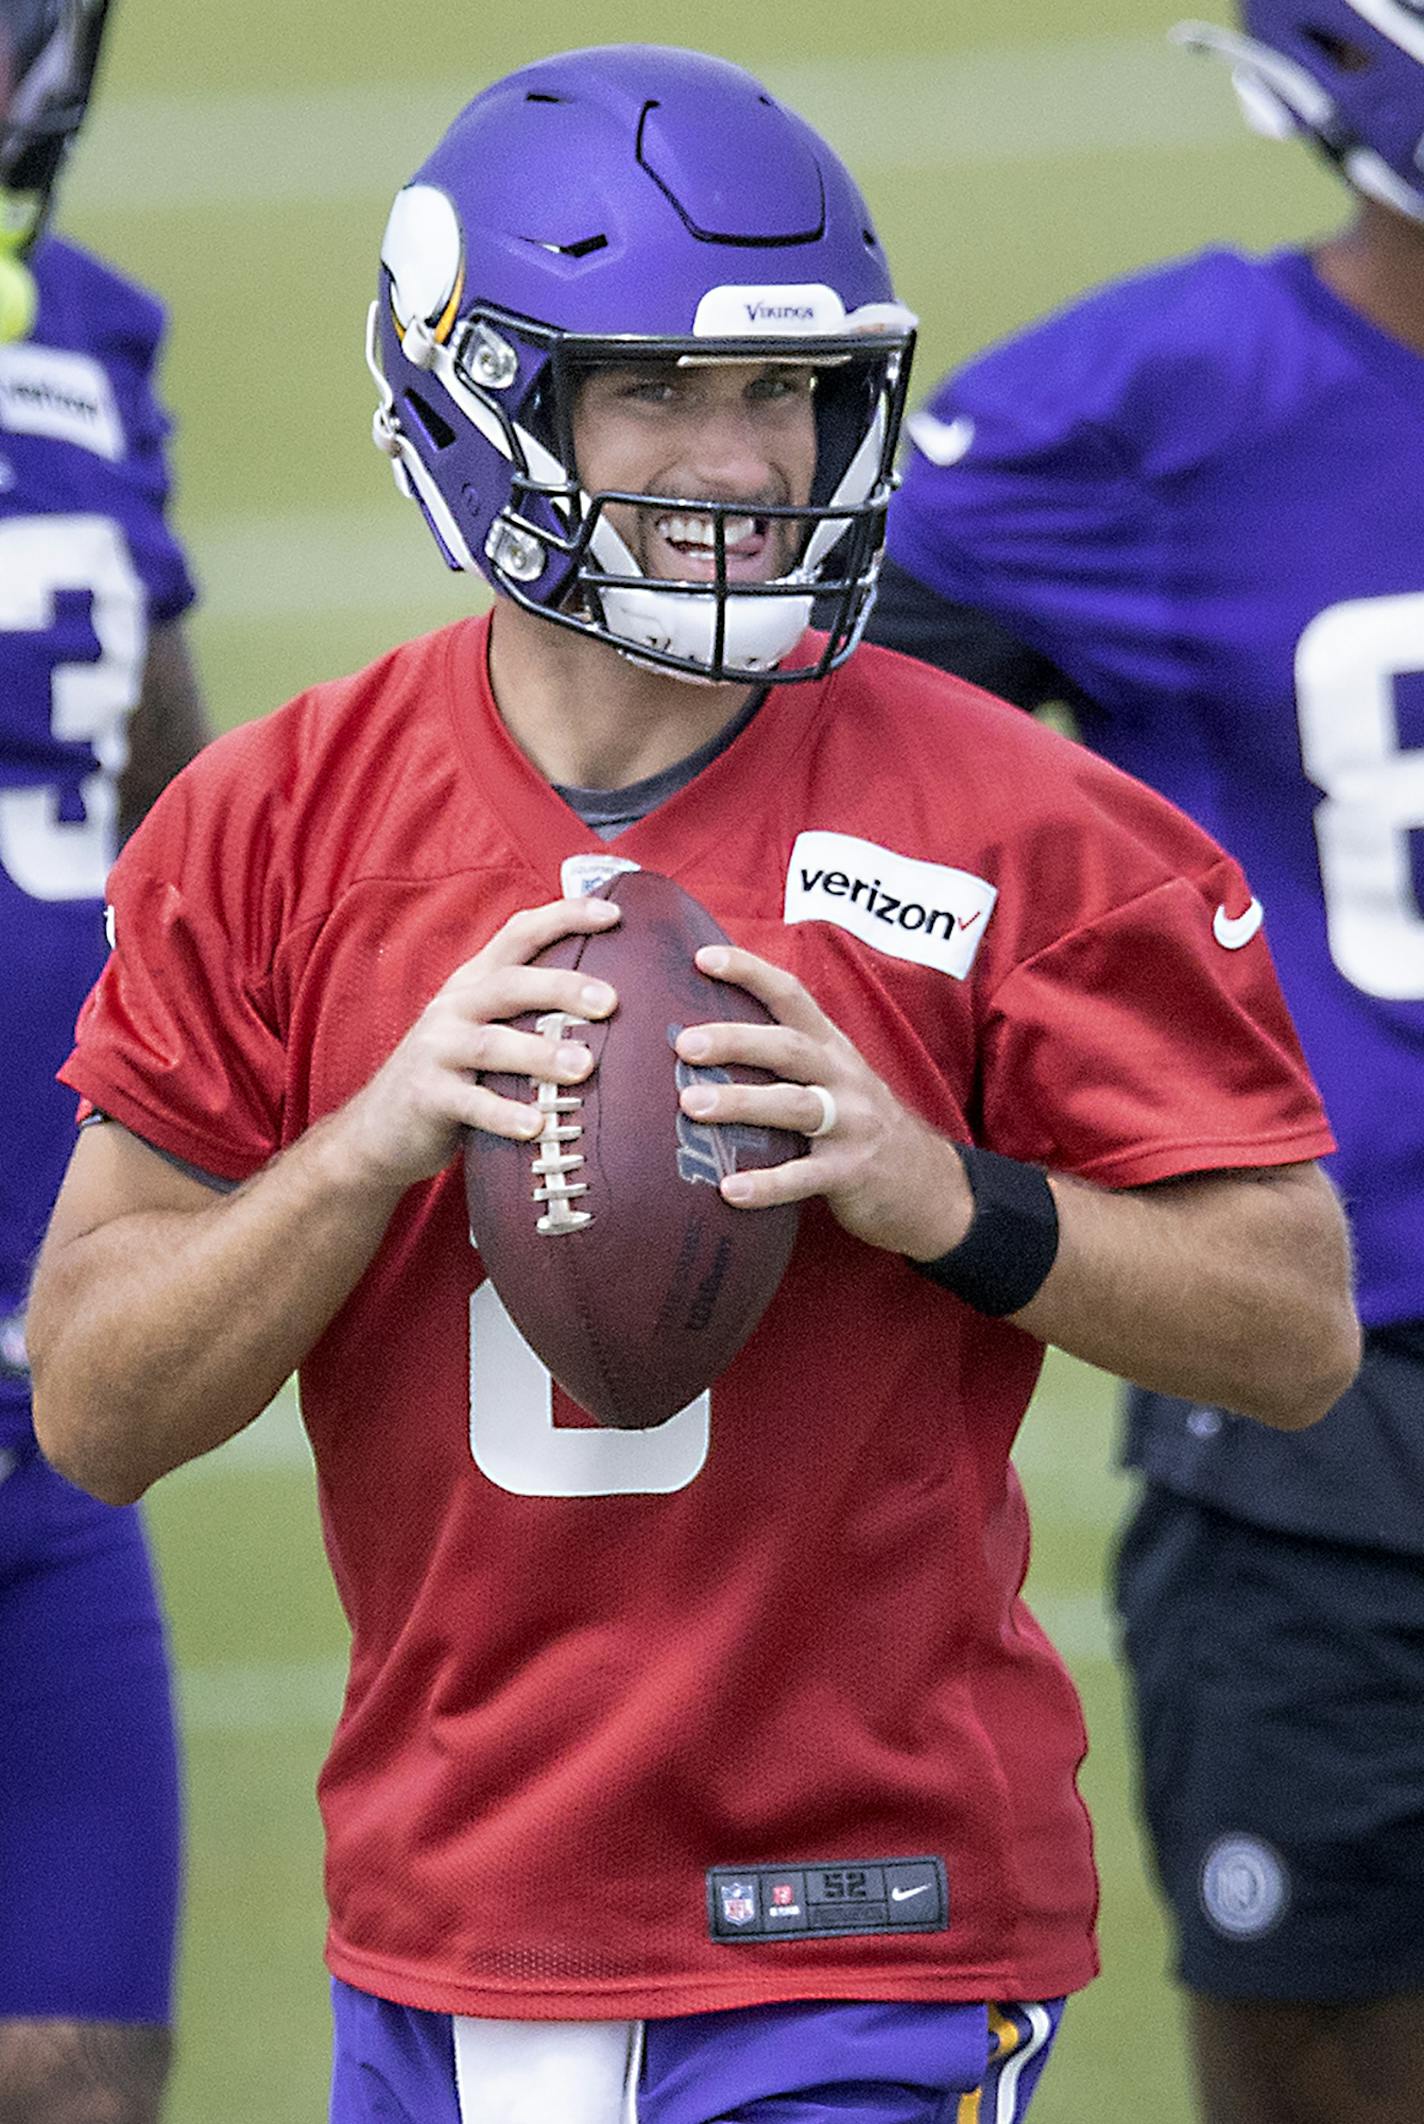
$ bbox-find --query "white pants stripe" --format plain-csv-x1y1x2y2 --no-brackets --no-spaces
989,2002,1055,2124
453,2017,644,2124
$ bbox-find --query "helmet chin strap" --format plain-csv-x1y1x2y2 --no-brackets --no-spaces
586,509,813,681
580,394,887,682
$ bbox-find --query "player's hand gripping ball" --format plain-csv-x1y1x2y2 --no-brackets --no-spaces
464,871,802,1429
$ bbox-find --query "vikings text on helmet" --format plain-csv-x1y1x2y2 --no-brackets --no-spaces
366,44,917,686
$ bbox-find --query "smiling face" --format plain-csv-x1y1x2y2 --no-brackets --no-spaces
569,358,820,585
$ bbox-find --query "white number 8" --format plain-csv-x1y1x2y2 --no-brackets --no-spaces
0,513,145,903
1297,591,1424,1001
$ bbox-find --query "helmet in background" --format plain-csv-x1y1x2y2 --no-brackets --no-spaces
1,0,110,245
1175,1,1424,220
0,0,110,339
367,44,917,685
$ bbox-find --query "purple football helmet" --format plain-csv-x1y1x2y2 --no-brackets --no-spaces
1175,2,1424,219
1,0,110,243
367,45,917,685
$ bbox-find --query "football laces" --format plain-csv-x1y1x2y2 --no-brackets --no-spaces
529,1011,593,1234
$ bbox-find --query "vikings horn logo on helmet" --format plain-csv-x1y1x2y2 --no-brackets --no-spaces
381,185,465,360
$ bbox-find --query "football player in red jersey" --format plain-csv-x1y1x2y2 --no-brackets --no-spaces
25,45,1357,2124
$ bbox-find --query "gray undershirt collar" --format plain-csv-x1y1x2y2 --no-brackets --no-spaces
553,689,767,841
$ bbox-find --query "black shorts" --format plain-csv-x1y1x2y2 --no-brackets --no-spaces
1114,1483,1424,2002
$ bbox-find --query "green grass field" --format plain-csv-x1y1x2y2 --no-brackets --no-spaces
56,3,1344,2114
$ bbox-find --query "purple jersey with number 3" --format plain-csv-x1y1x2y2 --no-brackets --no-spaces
888,246,1424,1334
0,234,195,1441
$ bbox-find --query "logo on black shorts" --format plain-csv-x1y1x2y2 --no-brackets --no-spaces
1200,1835,1290,1939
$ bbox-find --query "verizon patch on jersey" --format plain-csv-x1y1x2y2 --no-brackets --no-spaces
783,832,996,979
708,1858,948,1943
0,345,124,460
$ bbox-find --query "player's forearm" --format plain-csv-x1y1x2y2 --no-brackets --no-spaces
31,903,623,1503
1012,1162,1360,1430
28,1118,408,1505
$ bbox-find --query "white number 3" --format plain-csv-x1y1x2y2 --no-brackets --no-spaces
0,513,145,903
1298,591,1424,1001
469,1281,710,1498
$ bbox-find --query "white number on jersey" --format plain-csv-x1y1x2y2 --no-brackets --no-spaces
469,1280,710,1498
1297,590,1424,1001
0,513,146,903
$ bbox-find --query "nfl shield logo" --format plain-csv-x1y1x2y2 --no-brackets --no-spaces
721,1881,757,1927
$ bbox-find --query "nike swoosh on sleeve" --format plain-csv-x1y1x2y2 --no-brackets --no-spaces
906,410,976,467
1212,898,1264,950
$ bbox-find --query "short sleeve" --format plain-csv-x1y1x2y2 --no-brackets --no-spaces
883,255,1281,724
980,848,1334,1187
886,319,1153,702
59,741,285,1180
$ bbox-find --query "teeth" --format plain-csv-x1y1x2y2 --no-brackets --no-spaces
654,513,758,549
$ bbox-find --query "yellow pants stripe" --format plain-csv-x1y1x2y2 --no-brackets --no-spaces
956,2002,1039,2124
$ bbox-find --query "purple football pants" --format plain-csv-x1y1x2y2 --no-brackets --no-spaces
329,1980,1064,2122
0,1437,182,2023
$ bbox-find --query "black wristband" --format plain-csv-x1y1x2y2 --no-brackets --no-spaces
908,1144,1059,1317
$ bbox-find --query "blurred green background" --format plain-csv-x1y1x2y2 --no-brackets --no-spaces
59,1,1343,2115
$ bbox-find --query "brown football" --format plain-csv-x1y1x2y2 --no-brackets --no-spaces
463,870,802,1428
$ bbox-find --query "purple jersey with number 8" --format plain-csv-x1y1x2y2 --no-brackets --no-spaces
889,245,1424,1335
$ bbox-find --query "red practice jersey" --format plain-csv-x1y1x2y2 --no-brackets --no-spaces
62,617,1333,2019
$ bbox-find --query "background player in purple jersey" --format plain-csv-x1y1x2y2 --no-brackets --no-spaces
866,5,1424,2122
0,3,208,2118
